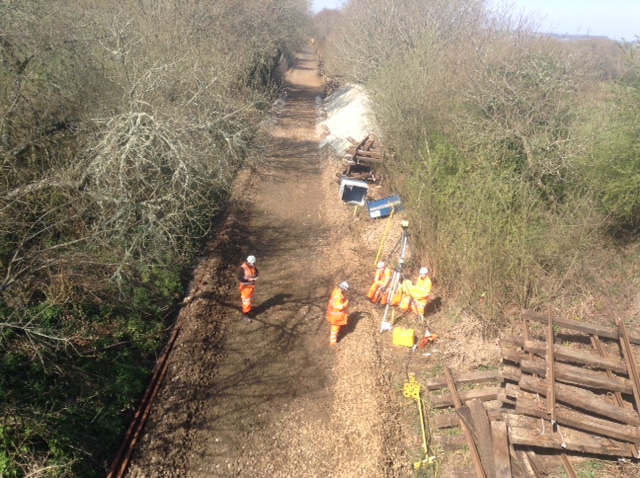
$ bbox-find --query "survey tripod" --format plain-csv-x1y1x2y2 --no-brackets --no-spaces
380,220,410,332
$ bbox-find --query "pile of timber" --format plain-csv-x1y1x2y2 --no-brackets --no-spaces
336,134,384,183
317,54,340,94
426,310,640,477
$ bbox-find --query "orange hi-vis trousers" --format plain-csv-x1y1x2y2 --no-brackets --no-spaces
330,325,341,346
240,283,255,314
367,282,379,300
368,267,391,303
399,296,427,316
327,287,348,346
368,282,387,303
399,280,428,316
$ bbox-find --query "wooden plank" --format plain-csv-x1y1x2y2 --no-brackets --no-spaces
619,318,640,416
535,338,627,373
468,399,495,477
444,366,488,478
519,374,640,426
499,364,522,383
341,172,374,181
433,434,467,450
501,334,525,348
354,155,384,163
361,137,375,150
591,335,626,405
501,348,530,364
502,334,628,373
510,385,640,444
522,319,538,379
503,383,521,400
433,407,509,429
521,318,547,420
591,334,640,457
433,412,460,429
345,135,370,161
457,404,476,435
525,450,547,478
355,155,383,163
345,164,353,176
512,448,541,478
520,359,633,393
355,149,383,158
547,310,557,424
523,310,640,345
497,389,517,407
491,421,512,478
346,136,359,145
508,426,634,457
430,387,501,408
506,414,635,457
425,369,500,390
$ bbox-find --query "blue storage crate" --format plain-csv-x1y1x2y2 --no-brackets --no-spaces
367,195,403,219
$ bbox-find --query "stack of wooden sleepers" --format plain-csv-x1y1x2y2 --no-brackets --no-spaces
336,134,384,183
425,310,640,477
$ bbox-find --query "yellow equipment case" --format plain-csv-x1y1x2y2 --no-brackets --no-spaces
392,327,415,347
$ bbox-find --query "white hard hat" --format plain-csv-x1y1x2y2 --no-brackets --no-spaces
247,255,256,265
419,267,429,276
377,261,385,269
339,281,349,290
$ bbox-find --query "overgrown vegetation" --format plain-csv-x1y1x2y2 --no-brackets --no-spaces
2,0,639,474
314,0,640,330
0,0,309,475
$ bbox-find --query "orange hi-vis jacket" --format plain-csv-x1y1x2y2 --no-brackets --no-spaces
368,266,392,299
240,262,257,284
326,287,349,326
400,275,432,313
239,262,258,314
412,275,432,303
374,266,392,288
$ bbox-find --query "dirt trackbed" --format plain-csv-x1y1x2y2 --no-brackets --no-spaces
125,46,410,478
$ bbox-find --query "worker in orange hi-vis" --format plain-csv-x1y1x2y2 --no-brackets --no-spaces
399,267,432,321
326,282,350,346
238,255,259,322
367,261,392,303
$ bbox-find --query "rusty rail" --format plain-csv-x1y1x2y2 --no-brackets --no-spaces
107,325,181,478
444,366,488,478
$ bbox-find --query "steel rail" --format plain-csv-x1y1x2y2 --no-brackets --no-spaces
444,365,488,478
107,324,181,478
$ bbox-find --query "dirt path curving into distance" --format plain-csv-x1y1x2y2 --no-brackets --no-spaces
125,45,409,478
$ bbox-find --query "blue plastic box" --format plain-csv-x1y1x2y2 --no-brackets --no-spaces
367,195,403,219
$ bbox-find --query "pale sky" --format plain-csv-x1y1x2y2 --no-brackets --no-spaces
311,0,639,41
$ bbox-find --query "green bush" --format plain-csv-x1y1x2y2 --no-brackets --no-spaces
577,83,640,229
403,128,608,327
0,294,171,477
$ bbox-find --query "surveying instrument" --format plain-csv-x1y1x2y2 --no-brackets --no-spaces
380,220,410,333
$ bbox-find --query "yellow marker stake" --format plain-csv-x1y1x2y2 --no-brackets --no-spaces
403,374,437,472
374,207,395,266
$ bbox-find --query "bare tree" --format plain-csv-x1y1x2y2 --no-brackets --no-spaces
461,34,593,199
0,0,310,475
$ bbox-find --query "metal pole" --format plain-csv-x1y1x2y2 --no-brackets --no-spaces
380,222,409,332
